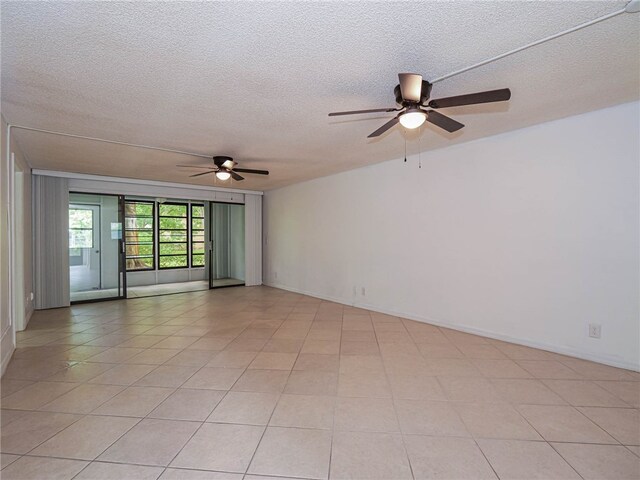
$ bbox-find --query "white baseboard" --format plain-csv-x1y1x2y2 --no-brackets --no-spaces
1,345,14,376
1,307,33,376
0,329,15,377
23,306,33,331
266,281,640,372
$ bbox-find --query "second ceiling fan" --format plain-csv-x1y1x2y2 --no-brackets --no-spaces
177,156,269,181
329,73,511,138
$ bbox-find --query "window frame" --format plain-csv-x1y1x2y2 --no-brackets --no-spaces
125,200,156,272
68,207,94,250
157,201,190,270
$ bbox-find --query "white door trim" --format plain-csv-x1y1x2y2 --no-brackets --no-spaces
2,152,17,375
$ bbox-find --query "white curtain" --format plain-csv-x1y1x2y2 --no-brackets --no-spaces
244,194,263,286
33,175,70,309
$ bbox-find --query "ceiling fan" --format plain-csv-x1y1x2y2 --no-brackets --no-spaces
177,156,269,181
329,73,511,138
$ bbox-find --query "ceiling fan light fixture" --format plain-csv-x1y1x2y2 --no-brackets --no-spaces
216,170,231,181
399,109,427,129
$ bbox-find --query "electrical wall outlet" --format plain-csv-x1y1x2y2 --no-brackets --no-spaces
589,324,601,339
361,287,366,296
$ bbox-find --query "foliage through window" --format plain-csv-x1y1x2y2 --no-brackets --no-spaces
69,208,93,251
191,204,205,267
125,201,155,270
124,200,205,271
158,203,189,269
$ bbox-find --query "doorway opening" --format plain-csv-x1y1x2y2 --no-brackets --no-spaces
210,202,245,289
69,194,246,302
68,193,125,302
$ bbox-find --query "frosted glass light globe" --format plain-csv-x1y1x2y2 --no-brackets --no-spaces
399,109,427,129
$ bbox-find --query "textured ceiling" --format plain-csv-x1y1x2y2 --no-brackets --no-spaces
1,1,639,191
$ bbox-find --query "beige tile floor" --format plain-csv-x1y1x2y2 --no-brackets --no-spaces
2,286,639,480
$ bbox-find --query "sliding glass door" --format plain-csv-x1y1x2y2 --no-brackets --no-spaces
209,202,245,288
69,193,125,302
69,195,246,300
124,199,209,298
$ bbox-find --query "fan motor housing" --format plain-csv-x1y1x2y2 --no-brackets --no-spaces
213,155,234,168
394,80,432,105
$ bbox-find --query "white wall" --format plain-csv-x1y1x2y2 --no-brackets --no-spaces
1,117,34,375
264,101,640,371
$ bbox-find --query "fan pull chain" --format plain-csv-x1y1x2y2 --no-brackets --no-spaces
404,137,407,162
418,127,422,168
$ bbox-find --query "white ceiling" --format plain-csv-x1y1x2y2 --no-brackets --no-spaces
2,1,639,191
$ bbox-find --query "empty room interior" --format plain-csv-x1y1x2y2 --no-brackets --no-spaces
1,1,639,479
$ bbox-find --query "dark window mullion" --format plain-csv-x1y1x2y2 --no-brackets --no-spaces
190,204,204,268
125,200,155,271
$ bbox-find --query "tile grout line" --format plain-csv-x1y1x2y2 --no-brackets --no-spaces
373,313,416,480
150,307,264,473
325,308,345,480
241,304,316,478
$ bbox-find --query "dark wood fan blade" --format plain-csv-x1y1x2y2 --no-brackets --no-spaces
329,108,397,117
398,73,422,102
428,88,511,109
234,168,269,175
426,110,464,133
230,171,244,181
177,164,215,169
190,171,215,177
367,117,399,138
